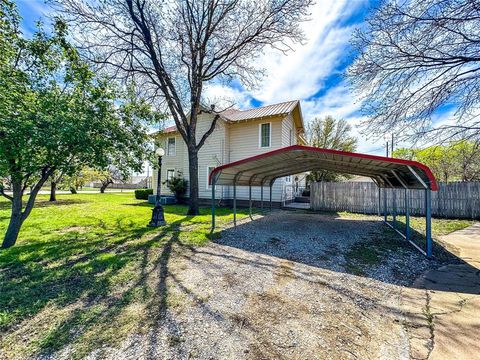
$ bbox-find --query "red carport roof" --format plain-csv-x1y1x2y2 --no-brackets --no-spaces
210,145,438,190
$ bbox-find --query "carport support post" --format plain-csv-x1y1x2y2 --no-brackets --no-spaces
249,184,252,219
425,189,432,258
392,189,397,229
233,180,237,227
269,185,273,211
383,188,387,222
211,177,216,230
377,187,381,216
260,185,264,210
405,189,410,241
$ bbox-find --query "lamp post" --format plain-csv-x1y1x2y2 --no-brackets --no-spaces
148,147,167,227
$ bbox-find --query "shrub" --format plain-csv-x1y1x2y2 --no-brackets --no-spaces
164,174,188,203
135,188,153,200
302,189,310,197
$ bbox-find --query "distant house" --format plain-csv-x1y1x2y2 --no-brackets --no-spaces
153,100,307,205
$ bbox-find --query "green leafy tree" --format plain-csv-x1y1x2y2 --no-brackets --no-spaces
306,116,358,182
393,140,480,183
0,3,153,248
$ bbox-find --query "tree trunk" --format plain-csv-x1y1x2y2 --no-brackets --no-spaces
2,170,52,249
2,182,24,249
2,206,24,249
49,181,57,201
187,148,199,215
70,187,77,194
100,180,111,193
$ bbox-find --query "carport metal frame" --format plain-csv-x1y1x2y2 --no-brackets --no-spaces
210,145,436,258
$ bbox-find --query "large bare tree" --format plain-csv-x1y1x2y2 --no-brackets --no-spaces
348,0,480,144
56,0,313,214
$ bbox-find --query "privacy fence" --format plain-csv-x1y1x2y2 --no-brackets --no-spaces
310,181,480,219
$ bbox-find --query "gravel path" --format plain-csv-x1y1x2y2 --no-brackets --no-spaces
55,211,441,359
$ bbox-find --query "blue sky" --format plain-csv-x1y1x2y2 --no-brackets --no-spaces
18,0,392,154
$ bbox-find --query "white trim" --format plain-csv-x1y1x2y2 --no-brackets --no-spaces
166,137,176,156
258,122,272,148
206,166,216,190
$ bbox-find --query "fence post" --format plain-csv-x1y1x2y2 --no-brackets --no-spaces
405,189,410,241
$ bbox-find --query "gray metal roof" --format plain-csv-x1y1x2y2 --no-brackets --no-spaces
210,145,438,190
157,100,303,135
221,100,299,121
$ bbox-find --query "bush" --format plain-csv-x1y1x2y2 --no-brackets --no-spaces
302,189,310,197
135,188,153,200
164,174,188,203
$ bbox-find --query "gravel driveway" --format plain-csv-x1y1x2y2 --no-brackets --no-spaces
73,211,439,360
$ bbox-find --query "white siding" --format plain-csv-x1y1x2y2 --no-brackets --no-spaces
153,112,302,202
281,114,295,146
153,133,187,196
228,116,285,201
196,114,228,199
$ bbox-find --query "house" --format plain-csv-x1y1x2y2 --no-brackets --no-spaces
153,100,306,206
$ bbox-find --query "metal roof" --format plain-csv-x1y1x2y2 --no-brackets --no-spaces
210,145,438,190
220,100,299,121
158,100,303,134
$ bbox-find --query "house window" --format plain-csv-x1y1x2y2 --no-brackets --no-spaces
166,169,175,185
167,137,176,156
259,123,271,148
285,175,292,183
206,166,216,190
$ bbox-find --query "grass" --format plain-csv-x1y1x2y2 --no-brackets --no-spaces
0,193,249,359
339,212,474,274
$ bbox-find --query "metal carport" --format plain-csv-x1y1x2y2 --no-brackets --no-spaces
209,145,438,258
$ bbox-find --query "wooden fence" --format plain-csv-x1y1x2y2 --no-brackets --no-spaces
310,181,480,219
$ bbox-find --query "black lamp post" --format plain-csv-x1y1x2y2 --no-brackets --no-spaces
148,147,167,227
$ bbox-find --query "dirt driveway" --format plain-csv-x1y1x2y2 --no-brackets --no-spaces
76,210,450,360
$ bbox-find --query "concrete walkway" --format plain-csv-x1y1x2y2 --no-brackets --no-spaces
402,223,480,360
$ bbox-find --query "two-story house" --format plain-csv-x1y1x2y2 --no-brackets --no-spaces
153,100,306,206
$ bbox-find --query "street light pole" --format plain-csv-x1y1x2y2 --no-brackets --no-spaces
148,147,166,227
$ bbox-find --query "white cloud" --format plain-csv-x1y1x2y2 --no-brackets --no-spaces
202,84,253,110
251,1,365,104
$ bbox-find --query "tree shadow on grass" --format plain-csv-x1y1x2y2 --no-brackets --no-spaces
0,215,190,358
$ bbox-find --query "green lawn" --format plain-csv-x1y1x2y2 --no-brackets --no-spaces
0,193,248,359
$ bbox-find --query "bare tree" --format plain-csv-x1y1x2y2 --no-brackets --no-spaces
348,0,480,144
306,115,357,182
55,0,313,214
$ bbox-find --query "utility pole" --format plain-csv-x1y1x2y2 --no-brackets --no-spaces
386,141,389,157
391,133,394,157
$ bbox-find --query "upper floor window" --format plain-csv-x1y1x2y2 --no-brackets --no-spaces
259,123,271,148
167,137,176,156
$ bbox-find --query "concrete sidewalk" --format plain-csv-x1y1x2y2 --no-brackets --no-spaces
402,223,480,360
